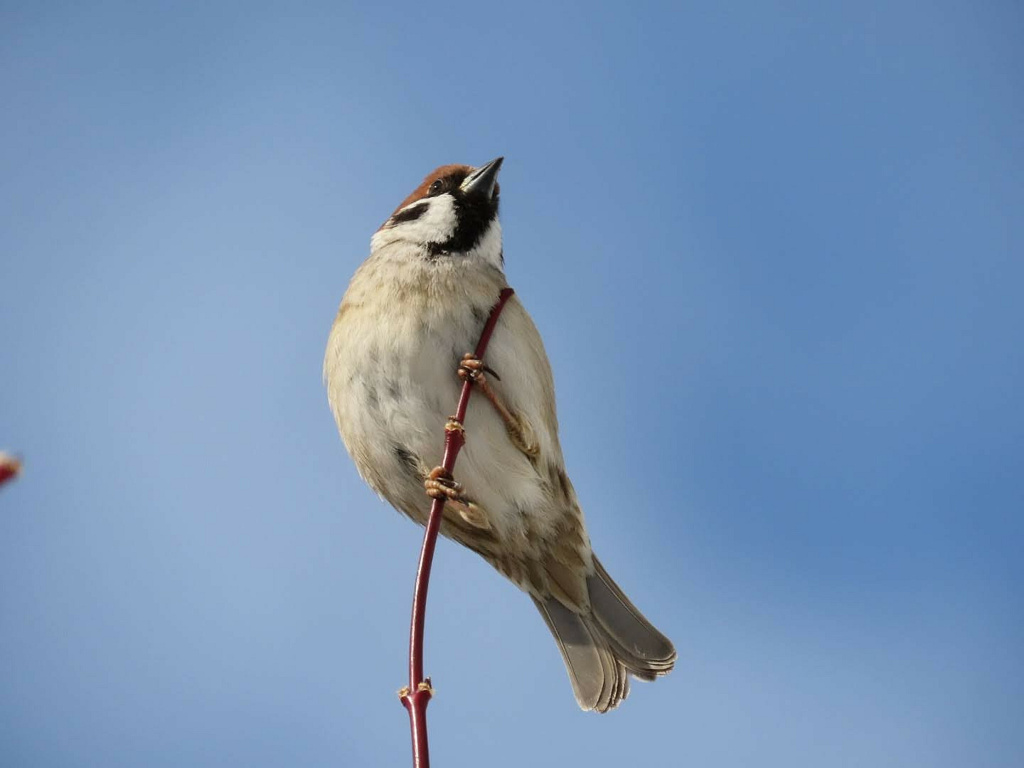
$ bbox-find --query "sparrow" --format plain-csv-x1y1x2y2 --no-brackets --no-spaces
324,157,675,711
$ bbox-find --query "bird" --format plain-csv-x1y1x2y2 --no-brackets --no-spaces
323,157,675,711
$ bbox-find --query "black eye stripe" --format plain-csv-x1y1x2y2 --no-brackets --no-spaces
391,201,429,224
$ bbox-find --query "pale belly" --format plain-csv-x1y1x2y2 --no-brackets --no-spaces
325,299,549,550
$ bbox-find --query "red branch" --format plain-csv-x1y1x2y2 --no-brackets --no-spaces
0,452,22,489
399,287,515,768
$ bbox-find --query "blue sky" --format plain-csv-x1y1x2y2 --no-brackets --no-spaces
1,2,1022,766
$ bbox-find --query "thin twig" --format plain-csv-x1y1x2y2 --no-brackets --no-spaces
398,287,515,768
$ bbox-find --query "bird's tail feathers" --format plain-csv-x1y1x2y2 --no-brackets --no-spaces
532,556,676,712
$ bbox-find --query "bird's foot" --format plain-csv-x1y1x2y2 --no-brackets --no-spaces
423,467,491,529
424,466,464,501
457,352,501,384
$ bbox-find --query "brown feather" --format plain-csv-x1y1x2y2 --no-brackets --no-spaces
381,164,503,228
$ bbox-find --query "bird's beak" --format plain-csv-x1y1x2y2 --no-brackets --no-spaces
461,156,503,198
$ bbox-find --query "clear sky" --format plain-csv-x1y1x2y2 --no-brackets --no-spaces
2,2,1022,766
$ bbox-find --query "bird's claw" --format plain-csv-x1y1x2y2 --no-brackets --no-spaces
458,353,501,382
424,466,464,501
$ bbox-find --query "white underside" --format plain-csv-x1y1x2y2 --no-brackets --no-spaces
324,240,571,555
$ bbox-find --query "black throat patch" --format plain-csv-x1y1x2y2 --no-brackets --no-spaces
426,192,499,257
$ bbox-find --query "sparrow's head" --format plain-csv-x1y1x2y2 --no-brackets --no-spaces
371,157,504,269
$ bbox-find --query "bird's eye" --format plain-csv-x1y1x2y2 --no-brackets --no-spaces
427,179,445,196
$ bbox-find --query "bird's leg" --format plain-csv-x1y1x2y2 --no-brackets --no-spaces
457,353,540,458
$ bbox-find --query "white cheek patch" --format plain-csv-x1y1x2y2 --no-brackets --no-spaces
372,195,457,251
465,220,503,270
370,196,504,272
